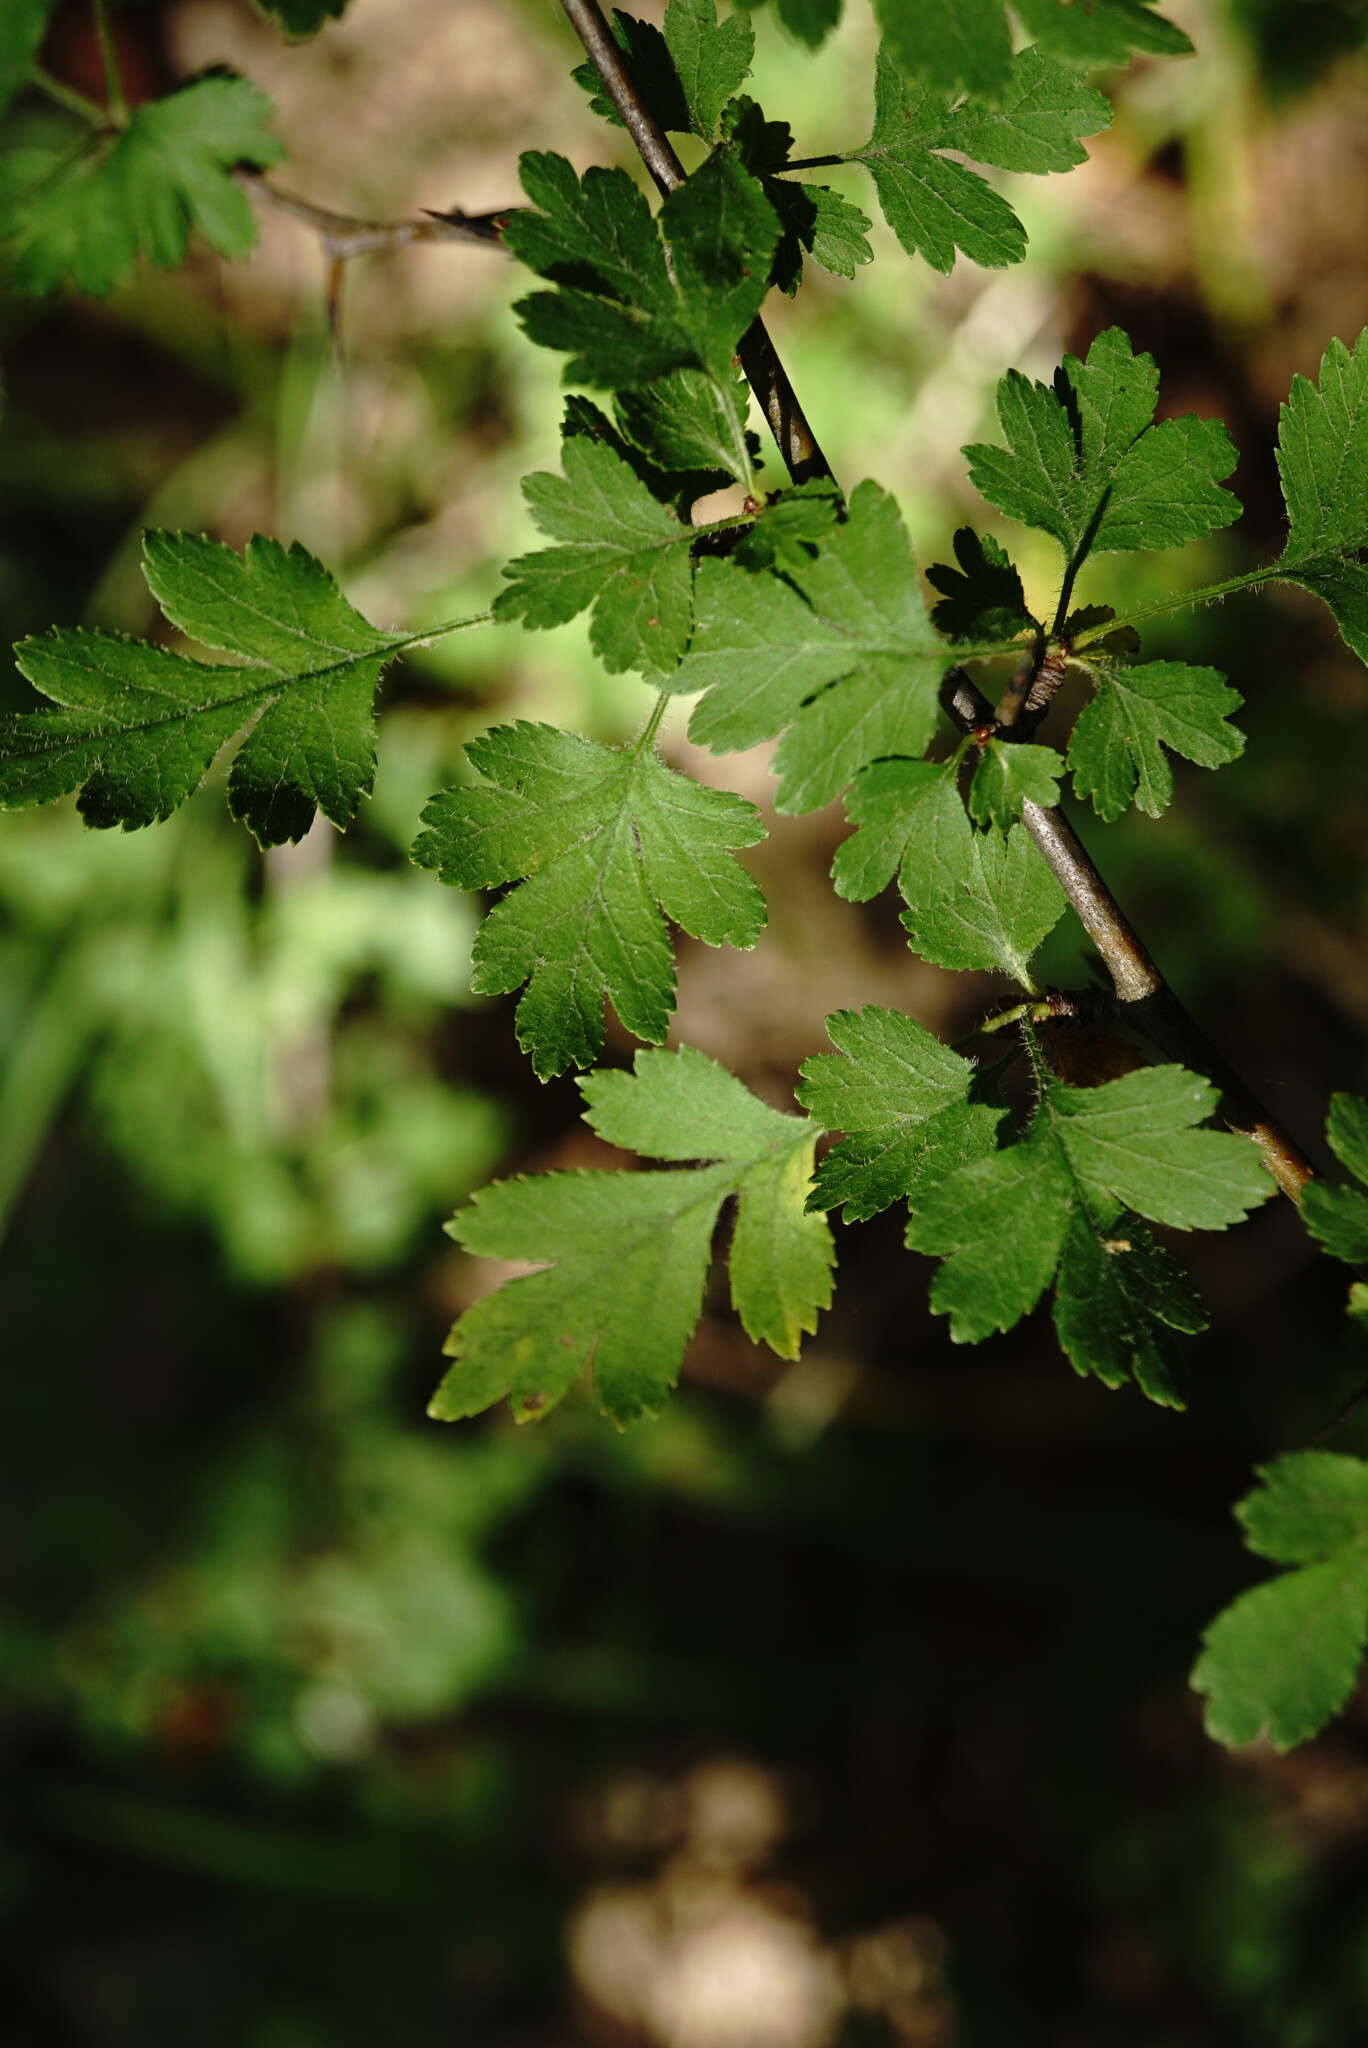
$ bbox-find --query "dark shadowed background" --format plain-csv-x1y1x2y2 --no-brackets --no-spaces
5,2,1368,2042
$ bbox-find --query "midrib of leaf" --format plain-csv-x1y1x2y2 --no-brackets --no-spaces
12,616,490,757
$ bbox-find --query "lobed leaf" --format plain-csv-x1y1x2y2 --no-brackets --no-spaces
909,1051,1269,1396
507,145,777,467
1067,660,1244,821
852,44,1110,275
433,1046,833,1423
1272,331,1368,663
669,481,946,813
1,532,411,844
871,0,1188,94
0,75,283,295
835,759,1065,981
495,434,697,674
1195,1451,1368,1750
797,1005,1005,1221
966,739,1063,828
1301,1090,1368,1266
927,528,1038,644
965,327,1239,576
412,723,766,1079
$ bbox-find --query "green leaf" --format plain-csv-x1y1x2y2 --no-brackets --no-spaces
1327,1092,1368,1185
611,376,754,492
966,739,1062,827
508,148,778,430
1195,1452,1368,1749
669,481,946,813
851,45,1109,273
738,0,842,50
870,0,1188,93
1,532,412,844
571,10,692,133
495,435,697,674
927,528,1037,644
1238,1451,1368,1564
1067,660,1244,821
668,0,756,137
0,75,283,296
909,1115,1074,1339
0,1,54,125
834,758,1066,981
1272,331,1368,663
433,1045,833,1423
873,0,1012,97
1301,1091,1368,1266
722,97,872,291
1048,1065,1274,1229
909,1052,1267,1394
732,478,843,571
797,1004,1006,1220
1012,0,1192,67
1194,1556,1368,1751
965,327,1239,572
1052,1210,1204,1409
254,0,350,36
412,724,766,1079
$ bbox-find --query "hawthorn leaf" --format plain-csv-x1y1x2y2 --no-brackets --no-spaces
1301,1091,1368,1266
965,327,1239,571
412,723,766,1079
910,1057,1264,1393
584,1045,834,1354
1012,0,1191,67
0,76,283,296
0,1,54,125
908,1116,1073,1340
495,435,697,673
851,45,1109,274
1195,1452,1368,1750
927,528,1038,644
1272,331,1368,663
733,478,843,571
508,147,778,429
1067,660,1244,821
966,739,1063,827
1048,1066,1274,1229
433,1046,832,1424
722,96,873,291
797,1005,1006,1220
435,1164,735,1425
833,757,1066,980
872,0,1012,98
739,0,842,50
1238,1451,1368,1565
667,0,756,136
1,532,415,845
669,481,946,813
1194,1555,1368,1751
1052,1209,1204,1409
614,368,757,488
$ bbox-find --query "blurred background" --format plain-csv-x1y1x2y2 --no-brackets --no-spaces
4,1,1368,2041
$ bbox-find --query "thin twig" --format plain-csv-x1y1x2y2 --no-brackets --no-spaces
941,668,1316,1199
560,0,834,485
236,169,511,261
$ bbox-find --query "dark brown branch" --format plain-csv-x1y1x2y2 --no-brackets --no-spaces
559,0,834,485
